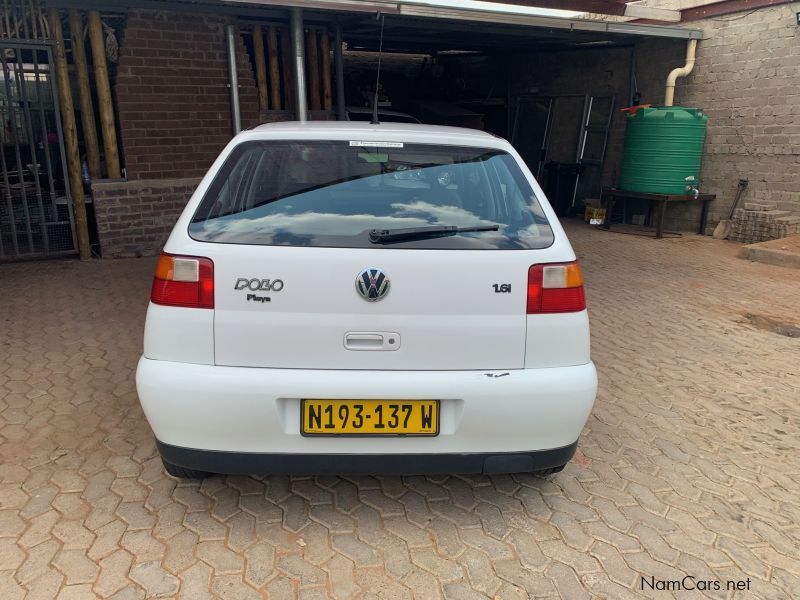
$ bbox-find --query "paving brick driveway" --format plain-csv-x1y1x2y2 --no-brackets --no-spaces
1,223,798,599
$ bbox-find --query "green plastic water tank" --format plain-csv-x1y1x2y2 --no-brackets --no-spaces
619,107,708,195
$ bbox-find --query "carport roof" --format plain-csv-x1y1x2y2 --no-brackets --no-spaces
58,0,702,52
222,0,701,53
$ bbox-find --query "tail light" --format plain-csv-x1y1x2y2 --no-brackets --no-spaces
527,261,585,313
151,253,214,309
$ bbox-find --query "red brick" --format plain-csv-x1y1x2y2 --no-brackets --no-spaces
115,9,259,180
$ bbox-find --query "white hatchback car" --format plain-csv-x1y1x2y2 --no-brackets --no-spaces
135,122,597,479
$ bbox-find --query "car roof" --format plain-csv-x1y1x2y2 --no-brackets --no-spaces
246,121,498,144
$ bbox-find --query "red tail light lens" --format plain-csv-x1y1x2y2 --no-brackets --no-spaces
151,253,214,309
527,261,586,313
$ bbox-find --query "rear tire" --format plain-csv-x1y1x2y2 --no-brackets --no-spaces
534,464,566,477
161,457,209,480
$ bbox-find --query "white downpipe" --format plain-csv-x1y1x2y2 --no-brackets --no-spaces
291,7,308,122
225,24,241,134
664,39,697,106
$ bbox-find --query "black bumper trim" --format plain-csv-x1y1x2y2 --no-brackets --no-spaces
156,439,578,476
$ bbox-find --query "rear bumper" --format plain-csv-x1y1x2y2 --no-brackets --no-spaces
157,439,578,476
136,358,597,465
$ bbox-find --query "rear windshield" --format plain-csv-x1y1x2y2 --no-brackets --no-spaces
189,141,554,250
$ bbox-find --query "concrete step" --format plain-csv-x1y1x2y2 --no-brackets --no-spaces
743,202,778,211
738,235,800,270
736,209,792,221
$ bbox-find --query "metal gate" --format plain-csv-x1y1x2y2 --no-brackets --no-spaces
0,40,76,260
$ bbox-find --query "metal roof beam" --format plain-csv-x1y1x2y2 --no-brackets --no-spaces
465,0,627,16
222,0,699,39
396,4,700,39
428,0,680,22
680,0,793,21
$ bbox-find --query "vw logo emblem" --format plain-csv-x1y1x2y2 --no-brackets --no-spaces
356,267,390,302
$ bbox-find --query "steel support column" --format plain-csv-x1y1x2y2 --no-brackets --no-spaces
334,22,346,121
291,7,308,121
226,24,242,134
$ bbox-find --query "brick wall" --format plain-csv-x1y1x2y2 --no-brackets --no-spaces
670,4,800,227
92,179,200,258
115,10,260,180
512,4,799,232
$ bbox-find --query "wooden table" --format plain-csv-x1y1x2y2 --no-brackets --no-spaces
600,188,716,239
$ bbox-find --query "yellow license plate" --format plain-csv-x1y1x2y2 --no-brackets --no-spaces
301,399,439,436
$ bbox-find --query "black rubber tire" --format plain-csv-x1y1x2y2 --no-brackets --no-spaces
534,464,566,477
161,457,210,480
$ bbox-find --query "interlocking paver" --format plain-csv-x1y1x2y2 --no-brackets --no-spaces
87,519,126,562
403,566,443,599
1,223,798,597
243,541,275,588
17,538,60,585
459,526,515,560
164,530,200,576
299,521,336,565
129,560,180,597
209,487,241,522
153,501,187,542
94,549,134,597
379,534,414,579
238,494,282,523
52,549,99,585
547,561,591,599
332,533,381,567
56,583,97,600
425,516,465,559
178,560,213,600
277,553,327,586
265,575,296,598
494,558,558,597
24,568,64,599
325,554,359,599
120,530,165,562
52,519,95,550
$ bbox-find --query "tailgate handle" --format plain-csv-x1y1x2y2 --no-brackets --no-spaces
344,332,400,351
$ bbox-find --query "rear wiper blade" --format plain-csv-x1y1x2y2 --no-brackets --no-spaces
369,224,500,244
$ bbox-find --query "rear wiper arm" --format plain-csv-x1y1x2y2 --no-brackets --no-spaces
369,224,500,244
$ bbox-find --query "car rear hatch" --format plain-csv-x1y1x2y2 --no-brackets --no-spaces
186,137,562,371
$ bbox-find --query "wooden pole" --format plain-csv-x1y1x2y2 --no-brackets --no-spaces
306,28,320,111
267,26,281,112
4,0,10,40
29,0,38,38
87,10,120,178
320,31,332,112
252,24,268,111
68,9,101,179
280,27,294,113
48,8,91,260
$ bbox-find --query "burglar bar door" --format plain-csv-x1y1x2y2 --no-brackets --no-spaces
0,41,76,260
